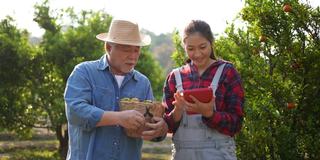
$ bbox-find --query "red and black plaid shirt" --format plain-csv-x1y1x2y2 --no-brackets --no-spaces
162,60,245,137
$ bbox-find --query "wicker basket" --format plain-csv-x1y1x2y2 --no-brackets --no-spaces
119,99,165,138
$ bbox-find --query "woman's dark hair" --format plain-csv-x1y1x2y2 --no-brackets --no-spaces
183,20,217,63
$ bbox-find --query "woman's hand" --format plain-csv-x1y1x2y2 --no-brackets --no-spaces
171,91,186,122
172,92,185,112
184,95,215,118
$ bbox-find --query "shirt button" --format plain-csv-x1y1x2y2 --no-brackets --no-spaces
114,142,117,145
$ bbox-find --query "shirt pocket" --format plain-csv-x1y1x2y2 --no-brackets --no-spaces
92,86,114,111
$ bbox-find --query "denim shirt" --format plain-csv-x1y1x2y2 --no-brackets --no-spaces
64,54,154,160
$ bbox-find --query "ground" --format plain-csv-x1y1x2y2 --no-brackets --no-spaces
0,129,172,160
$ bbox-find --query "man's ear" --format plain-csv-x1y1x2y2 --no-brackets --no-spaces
105,42,111,53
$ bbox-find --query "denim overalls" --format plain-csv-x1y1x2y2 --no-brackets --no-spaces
171,63,237,160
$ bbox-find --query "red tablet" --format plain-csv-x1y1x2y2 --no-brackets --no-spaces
183,88,213,103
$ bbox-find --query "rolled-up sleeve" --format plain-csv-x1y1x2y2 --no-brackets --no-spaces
64,64,104,131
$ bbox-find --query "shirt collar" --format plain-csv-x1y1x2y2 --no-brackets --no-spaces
189,59,225,71
97,54,138,81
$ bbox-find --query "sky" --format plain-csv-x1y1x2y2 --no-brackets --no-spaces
0,0,319,37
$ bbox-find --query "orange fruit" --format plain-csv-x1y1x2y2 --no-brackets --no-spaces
287,102,296,109
283,4,293,13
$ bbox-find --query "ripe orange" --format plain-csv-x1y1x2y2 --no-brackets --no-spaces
283,4,292,13
287,102,296,109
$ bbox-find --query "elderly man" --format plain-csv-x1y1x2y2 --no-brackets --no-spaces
64,19,168,160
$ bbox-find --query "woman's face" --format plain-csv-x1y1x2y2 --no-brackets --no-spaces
184,32,212,69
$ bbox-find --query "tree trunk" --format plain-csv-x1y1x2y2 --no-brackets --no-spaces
56,125,68,160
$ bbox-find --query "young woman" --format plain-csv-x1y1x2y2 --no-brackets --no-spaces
163,20,245,160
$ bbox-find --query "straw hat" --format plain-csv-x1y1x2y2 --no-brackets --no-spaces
96,19,151,46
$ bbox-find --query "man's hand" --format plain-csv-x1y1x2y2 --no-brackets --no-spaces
141,117,168,141
118,110,145,130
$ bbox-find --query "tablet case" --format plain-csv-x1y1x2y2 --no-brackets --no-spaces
183,87,213,103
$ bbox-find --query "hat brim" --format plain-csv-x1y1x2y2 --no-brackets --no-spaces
96,33,151,46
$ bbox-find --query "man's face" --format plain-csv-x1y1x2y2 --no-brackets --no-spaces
106,43,141,75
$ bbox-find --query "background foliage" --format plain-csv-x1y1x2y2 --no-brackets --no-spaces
172,0,319,159
1,0,319,159
1,0,164,158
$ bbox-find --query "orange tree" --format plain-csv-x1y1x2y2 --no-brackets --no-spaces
1,0,164,159
32,1,164,158
32,2,112,157
171,0,319,159
218,0,319,159
0,17,39,137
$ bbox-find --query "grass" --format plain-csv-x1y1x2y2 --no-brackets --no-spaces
0,131,172,160
0,139,59,160
1,149,60,160
142,138,171,160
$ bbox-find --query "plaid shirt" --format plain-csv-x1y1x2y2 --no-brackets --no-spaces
162,60,244,137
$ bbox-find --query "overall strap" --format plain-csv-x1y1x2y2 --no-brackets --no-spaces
173,68,188,126
210,63,226,95
210,63,226,111
173,68,183,92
